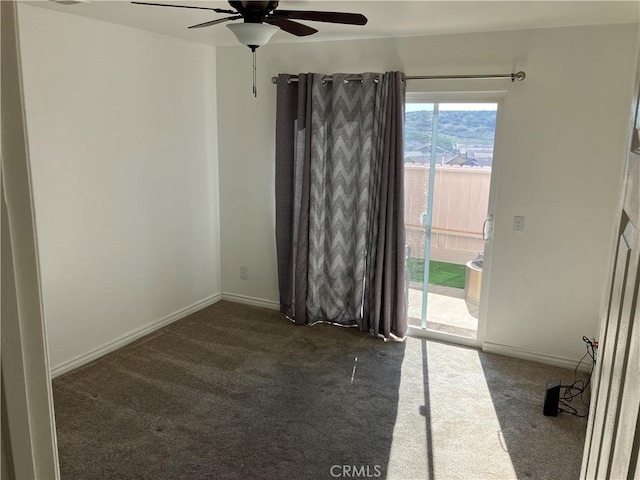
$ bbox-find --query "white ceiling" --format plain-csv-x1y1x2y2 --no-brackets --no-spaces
25,0,640,48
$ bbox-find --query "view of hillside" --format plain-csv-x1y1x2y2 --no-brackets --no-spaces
405,109,497,152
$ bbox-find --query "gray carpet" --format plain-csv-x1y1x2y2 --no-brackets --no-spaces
53,301,587,479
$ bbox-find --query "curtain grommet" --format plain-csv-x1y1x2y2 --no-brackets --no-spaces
343,79,349,85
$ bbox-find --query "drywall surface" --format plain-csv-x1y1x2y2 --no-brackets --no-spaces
216,23,638,362
18,4,221,370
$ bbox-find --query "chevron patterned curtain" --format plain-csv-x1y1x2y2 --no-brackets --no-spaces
275,72,407,339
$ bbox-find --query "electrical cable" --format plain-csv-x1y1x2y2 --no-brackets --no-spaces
558,336,597,417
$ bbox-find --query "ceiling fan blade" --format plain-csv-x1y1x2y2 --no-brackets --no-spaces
265,17,317,37
273,10,367,26
188,15,242,29
131,2,237,15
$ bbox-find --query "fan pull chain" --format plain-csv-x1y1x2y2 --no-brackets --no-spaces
252,49,257,97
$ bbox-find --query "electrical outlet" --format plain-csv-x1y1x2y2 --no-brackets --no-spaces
240,266,248,280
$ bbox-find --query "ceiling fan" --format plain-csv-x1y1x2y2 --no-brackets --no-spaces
131,1,368,50
131,1,368,96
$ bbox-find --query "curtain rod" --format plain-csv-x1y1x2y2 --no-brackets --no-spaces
271,71,526,84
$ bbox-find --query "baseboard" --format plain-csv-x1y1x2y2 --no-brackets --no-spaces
221,292,280,311
482,342,590,372
52,293,586,378
50,293,223,378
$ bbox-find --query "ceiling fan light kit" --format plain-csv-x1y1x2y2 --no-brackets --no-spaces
227,22,279,97
227,23,279,50
132,0,368,97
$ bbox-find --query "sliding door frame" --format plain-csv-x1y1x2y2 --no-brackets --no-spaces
404,91,507,349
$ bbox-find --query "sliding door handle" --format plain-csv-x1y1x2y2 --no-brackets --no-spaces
483,215,493,241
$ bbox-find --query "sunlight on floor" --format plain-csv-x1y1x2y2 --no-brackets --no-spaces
386,339,517,479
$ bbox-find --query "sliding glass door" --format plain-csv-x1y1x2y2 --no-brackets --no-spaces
404,98,499,345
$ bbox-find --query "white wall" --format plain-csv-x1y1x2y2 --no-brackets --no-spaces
216,24,638,362
18,4,221,372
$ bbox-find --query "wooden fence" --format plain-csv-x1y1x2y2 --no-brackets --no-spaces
404,165,491,265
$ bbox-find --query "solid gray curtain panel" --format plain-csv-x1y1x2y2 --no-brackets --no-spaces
275,72,407,339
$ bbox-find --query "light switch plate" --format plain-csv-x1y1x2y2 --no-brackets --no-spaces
513,216,525,232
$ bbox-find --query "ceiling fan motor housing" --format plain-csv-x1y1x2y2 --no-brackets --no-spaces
228,0,279,23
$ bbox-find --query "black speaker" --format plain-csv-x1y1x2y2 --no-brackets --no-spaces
543,379,561,416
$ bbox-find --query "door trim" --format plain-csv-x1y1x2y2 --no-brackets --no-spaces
1,1,60,477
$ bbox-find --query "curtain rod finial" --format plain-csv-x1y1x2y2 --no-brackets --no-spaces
271,76,278,84
513,71,526,82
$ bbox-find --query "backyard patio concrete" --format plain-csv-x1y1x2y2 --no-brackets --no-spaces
408,285,478,338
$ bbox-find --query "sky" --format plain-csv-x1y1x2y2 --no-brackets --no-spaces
405,103,498,112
